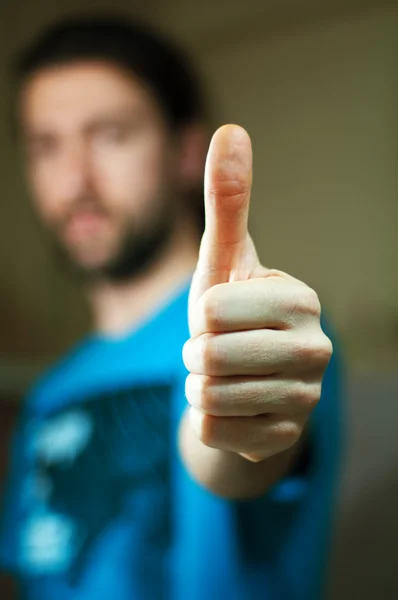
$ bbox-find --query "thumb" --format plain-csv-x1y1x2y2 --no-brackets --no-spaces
188,124,259,332
201,123,252,280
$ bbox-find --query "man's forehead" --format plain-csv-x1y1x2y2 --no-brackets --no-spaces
20,61,151,132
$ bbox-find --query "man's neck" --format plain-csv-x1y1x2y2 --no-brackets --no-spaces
87,220,200,338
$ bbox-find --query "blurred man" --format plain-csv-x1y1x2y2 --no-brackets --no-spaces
0,16,343,600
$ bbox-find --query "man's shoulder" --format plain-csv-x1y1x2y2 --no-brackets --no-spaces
26,337,99,415
26,283,192,416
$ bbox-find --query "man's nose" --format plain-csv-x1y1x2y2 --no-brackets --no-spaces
55,141,92,206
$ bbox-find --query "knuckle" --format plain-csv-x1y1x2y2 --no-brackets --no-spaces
209,180,250,211
275,420,302,448
199,286,222,331
289,286,321,318
322,335,334,363
199,414,218,447
305,287,321,316
201,334,222,373
185,374,201,406
293,336,315,361
199,377,220,414
241,452,266,463
263,268,285,279
294,333,332,365
293,383,321,411
314,334,333,367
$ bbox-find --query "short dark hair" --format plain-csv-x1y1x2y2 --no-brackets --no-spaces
13,14,206,232
14,14,205,130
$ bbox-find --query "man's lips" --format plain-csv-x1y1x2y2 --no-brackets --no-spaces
62,211,108,244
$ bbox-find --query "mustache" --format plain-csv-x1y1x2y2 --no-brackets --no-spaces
54,198,109,231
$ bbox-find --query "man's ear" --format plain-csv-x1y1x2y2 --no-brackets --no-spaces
178,123,210,187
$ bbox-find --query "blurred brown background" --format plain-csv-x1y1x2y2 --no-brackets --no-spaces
0,1,397,598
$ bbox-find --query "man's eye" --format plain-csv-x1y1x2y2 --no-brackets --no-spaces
27,140,56,161
99,126,127,143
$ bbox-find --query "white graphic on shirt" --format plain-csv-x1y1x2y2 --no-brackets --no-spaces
32,410,93,466
20,511,78,574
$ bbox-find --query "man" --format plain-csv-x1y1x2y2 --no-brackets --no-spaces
0,16,343,600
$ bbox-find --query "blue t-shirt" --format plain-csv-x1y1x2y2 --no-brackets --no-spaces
0,279,343,600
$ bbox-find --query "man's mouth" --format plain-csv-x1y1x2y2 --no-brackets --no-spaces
63,211,108,245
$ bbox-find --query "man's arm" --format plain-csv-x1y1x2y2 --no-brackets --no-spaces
179,410,306,499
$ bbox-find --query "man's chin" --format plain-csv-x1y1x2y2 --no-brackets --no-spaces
70,256,115,280
52,243,114,281
66,239,113,265
60,247,147,283
52,215,173,283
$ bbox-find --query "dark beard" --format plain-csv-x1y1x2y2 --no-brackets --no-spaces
52,210,175,284
100,215,173,282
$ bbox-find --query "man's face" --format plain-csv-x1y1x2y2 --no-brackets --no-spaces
19,61,189,280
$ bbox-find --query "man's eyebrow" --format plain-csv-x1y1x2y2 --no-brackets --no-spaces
21,107,147,140
23,127,54,142
84,107,145,131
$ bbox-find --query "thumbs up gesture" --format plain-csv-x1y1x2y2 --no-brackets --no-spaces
182,125,332,473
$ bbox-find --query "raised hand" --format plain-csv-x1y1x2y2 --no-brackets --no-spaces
183,124,332,464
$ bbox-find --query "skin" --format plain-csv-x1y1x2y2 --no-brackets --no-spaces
20,63,332,499
20,61,204,334
181,125,332,497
